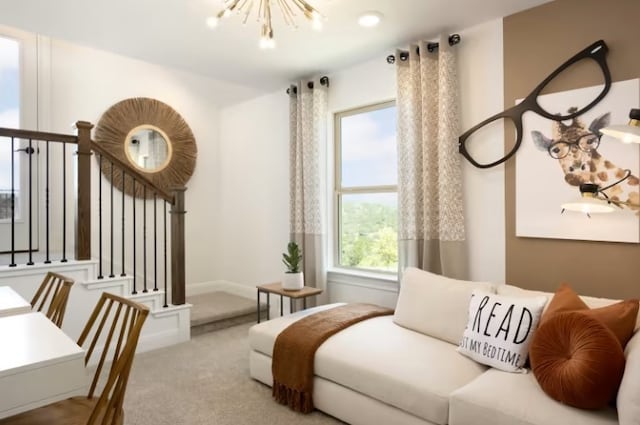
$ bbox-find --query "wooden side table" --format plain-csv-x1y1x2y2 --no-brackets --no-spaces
256,282,323,323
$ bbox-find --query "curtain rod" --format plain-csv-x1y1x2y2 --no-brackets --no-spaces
386,34,461,64
286,76,330,95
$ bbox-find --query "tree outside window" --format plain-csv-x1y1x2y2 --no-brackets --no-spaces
335,101,397,273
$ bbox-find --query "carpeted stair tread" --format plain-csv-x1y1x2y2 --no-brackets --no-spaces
187,291,265,334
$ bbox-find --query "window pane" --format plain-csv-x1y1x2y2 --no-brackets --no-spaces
0,36,20,220
340,104,397,188
339,193,397,272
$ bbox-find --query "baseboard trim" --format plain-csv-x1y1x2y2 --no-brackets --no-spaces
137,328,191,353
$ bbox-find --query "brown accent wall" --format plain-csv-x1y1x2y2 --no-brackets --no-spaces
504,0,640,298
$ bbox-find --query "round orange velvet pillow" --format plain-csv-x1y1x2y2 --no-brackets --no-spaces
529,311,625,409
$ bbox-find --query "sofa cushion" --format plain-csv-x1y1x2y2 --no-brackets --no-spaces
249,303,345,356
497,285,552,307
499,283,640,332
449,368,618,425
530,312,625,409
618,330,640,425
541,284,639,347
394,267,496,345
250,308,488,425
457,290,547,372
313,316,488,425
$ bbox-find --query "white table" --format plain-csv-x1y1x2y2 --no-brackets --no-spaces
0,312,87,419
0,286,31,317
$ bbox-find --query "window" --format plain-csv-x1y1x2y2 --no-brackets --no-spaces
0,27,38,253
334,101,397,273
0,35,20,220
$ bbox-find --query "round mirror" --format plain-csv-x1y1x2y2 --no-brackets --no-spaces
124,125,172,173
94,97,197,198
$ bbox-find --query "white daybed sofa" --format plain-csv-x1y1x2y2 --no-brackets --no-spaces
248,268,640,425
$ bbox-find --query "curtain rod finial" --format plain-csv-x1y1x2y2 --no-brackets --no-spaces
286,86,298,95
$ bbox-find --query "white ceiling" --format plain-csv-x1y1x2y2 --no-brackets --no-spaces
0,0,552,93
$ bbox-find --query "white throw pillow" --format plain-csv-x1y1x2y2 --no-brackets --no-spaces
457,289,547,373
393,267,496,345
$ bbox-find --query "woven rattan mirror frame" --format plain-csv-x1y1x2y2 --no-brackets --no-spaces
94,97,197,198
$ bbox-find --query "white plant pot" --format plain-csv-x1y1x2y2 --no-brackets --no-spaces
282,272,304,291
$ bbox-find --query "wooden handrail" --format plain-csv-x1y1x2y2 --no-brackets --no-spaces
0,127,79,144
0,121,186,305
0,125,173,203
89,140,174,203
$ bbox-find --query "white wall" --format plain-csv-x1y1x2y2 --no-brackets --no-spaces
217,91,290,287
458,20,506,284
216,19,506,307
32,35,261,287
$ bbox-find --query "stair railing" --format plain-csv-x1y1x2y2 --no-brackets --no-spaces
0,121,186,306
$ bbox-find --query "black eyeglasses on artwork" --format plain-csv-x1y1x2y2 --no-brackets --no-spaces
458,40,611,169
547,133,601,159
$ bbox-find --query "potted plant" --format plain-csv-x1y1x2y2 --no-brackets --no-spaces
282,241,304,290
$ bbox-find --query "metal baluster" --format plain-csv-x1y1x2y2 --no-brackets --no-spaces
61,142,67,263
163,200,168,307
9,137,16,267
143,186,147,293
153,193,158,292
132,178,137,295
109,161,115,278
121,171,126,277
44,141,51,264
26,138,33,266
97,155,103,279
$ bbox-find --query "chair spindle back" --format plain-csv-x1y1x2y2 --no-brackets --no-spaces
31,271,74,328
77,292,149,425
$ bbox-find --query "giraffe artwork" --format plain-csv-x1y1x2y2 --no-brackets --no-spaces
516,78,640,243
531,110,640,211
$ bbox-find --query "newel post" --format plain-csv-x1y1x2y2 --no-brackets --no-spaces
75,121,93,261
170,187,187,305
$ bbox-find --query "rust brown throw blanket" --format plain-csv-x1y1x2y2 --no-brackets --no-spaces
272,303,394,413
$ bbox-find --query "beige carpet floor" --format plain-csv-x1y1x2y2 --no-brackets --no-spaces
123,322,345,425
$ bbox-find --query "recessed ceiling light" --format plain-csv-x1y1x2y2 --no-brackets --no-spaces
358,11,383,28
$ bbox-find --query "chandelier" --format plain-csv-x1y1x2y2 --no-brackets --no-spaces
207,0,323,49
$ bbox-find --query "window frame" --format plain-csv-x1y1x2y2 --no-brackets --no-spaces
0,26,41,249
333,100,398,275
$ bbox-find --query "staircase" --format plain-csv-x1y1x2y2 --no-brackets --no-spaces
0,122,191,352
0,260,191,353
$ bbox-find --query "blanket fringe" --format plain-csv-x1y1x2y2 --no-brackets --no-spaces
272,380,314,414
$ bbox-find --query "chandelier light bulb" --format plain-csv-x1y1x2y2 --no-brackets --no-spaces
259,37,276,49
259,24,275,49
209,0,322,47
311,16,323,31
205,16,219,28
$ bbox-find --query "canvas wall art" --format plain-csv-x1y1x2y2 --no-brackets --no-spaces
516,78,640,243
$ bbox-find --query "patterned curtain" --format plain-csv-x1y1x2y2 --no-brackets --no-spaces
289,78,328,304
396,35,468,279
